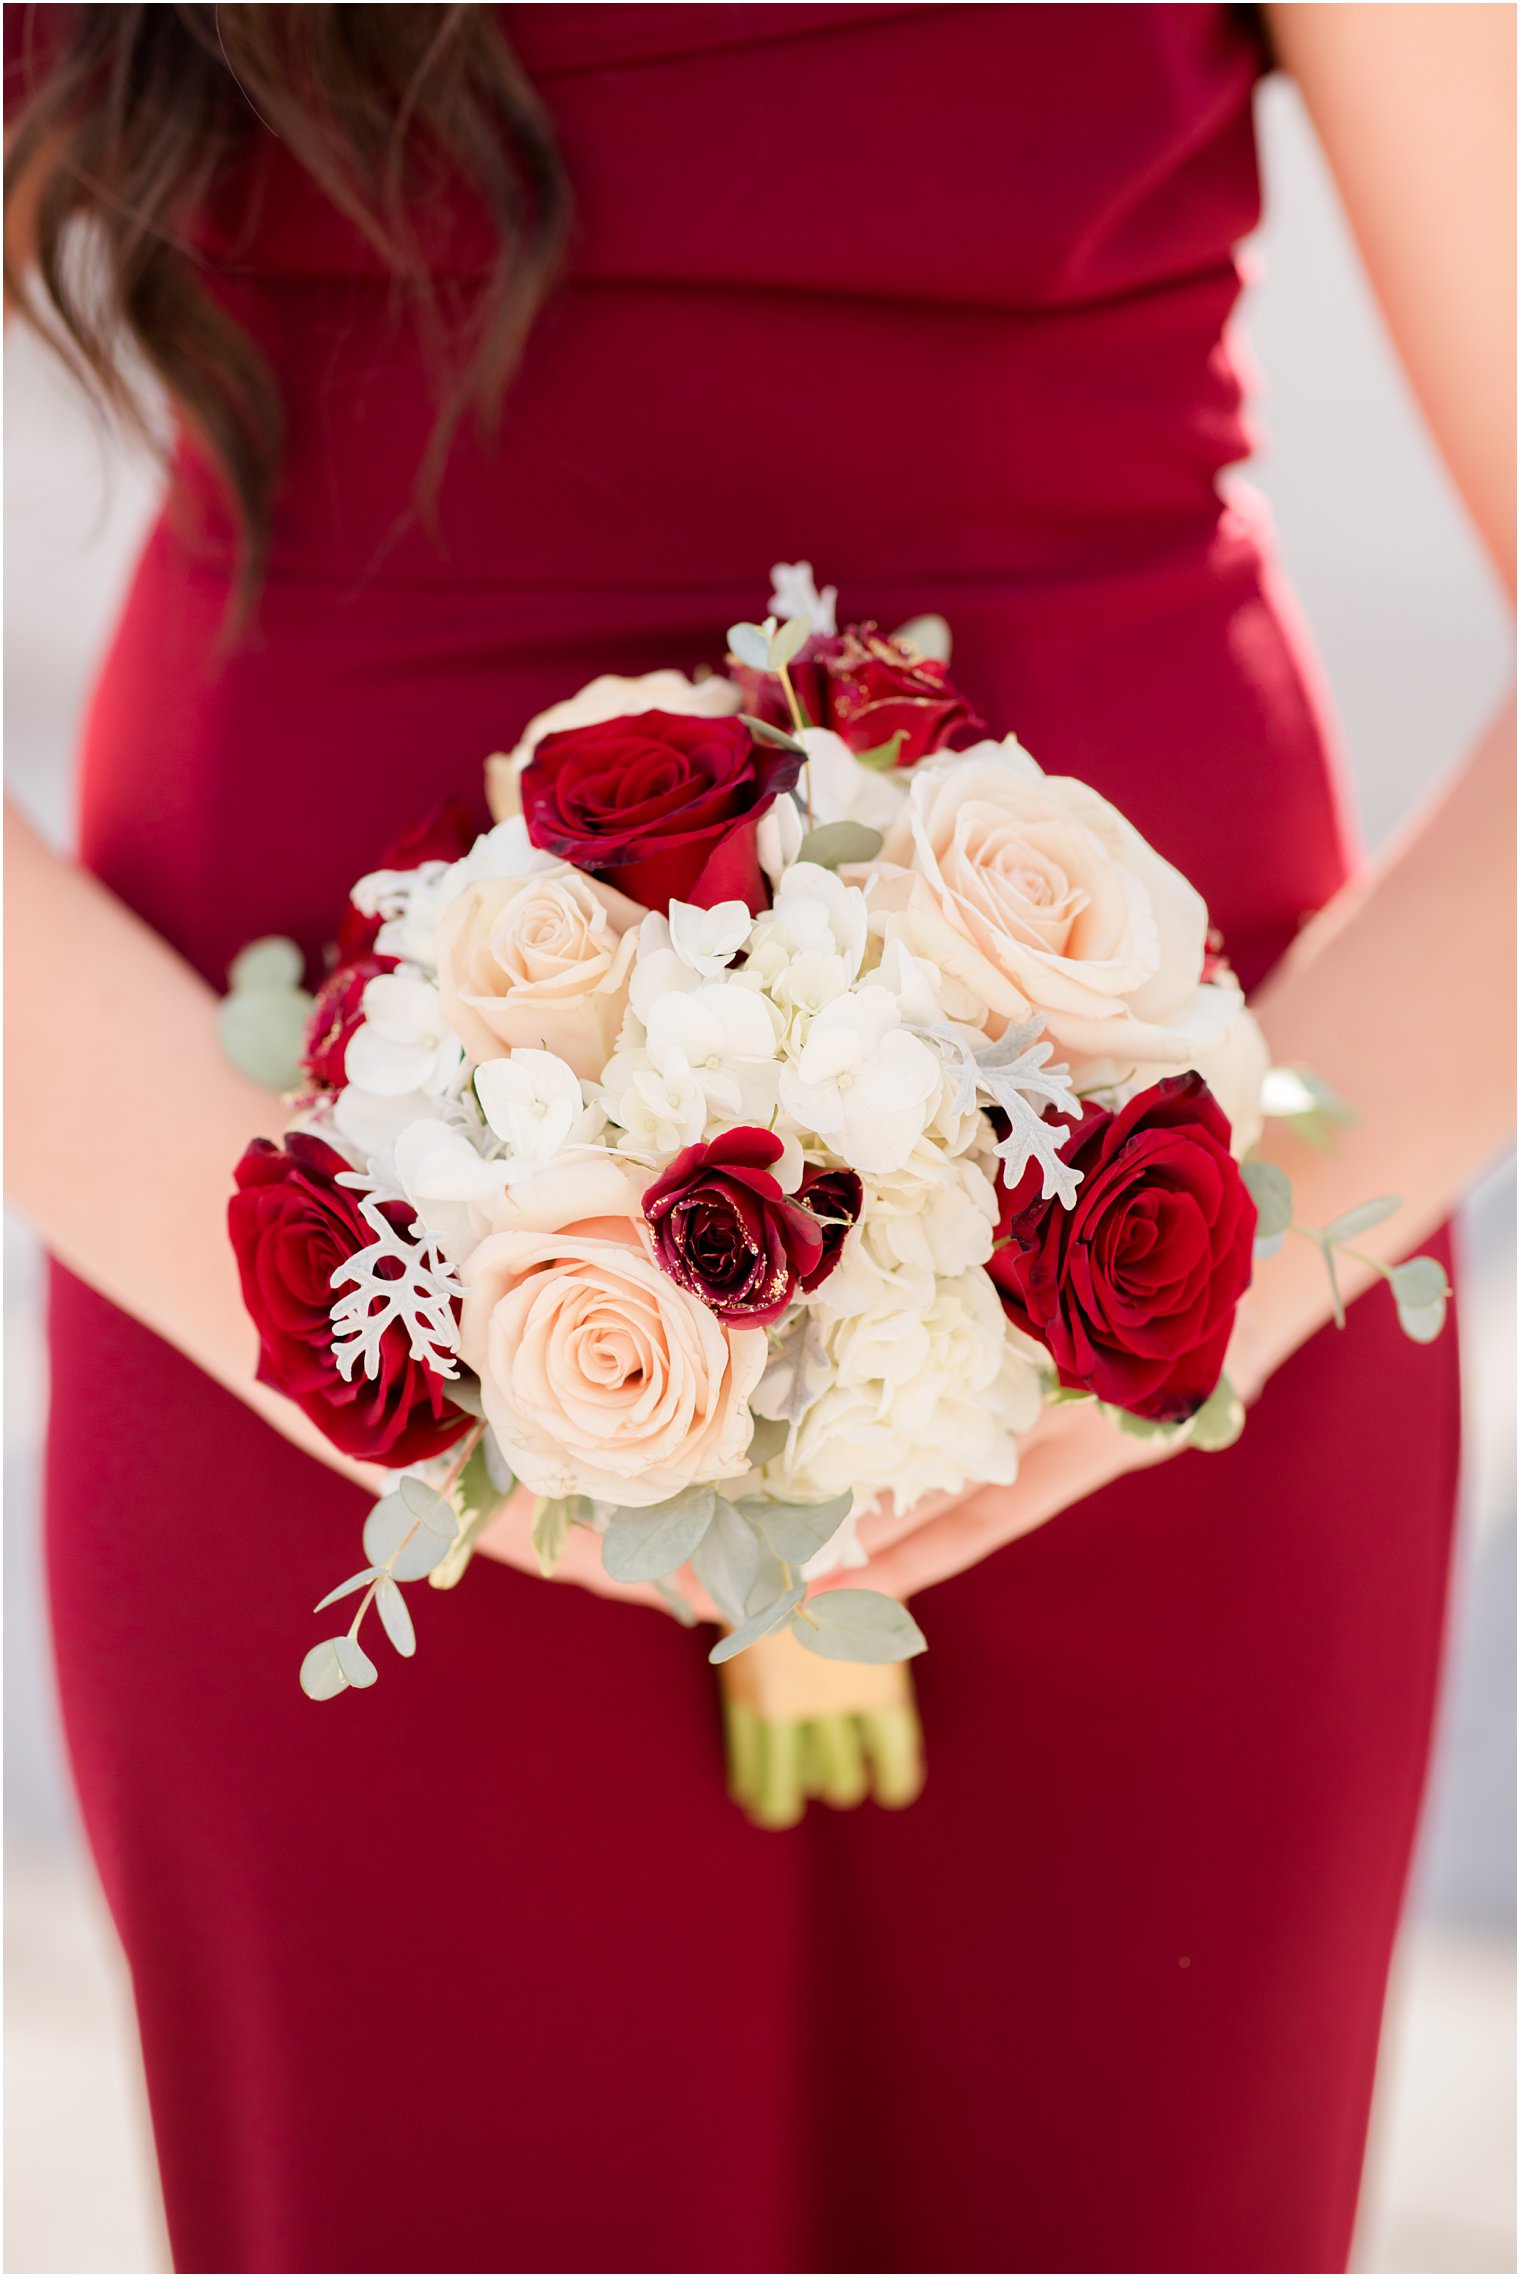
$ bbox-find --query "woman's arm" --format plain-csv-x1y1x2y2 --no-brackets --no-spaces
849,0,1516,1601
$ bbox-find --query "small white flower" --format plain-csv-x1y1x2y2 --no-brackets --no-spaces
474,1049,587,1180
391,1116,507,1261
344,972,463,1099
667,897,753,978
644,980,782,1124
768,561,838,638
756,793,805,888
613,1049,709,1155
797,727,909,835
778,990,941,1174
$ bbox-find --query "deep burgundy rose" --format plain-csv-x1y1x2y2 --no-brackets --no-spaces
229,1134,470,1464
521,710,802,913
642,1128,844,1326
989,1073,1256,1423
736,624,982,766
796,1164,864,1291
301,954,388,1089
334,795,480,962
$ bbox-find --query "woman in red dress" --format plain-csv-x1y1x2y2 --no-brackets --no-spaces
6,7,1513,2271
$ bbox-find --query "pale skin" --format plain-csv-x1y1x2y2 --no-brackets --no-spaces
4,9,1514,1644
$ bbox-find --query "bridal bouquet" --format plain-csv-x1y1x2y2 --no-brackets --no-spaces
224,564,1449,1818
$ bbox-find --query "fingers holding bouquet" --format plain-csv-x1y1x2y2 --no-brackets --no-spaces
218,561,1450,1807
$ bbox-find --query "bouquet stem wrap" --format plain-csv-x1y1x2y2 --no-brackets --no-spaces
719,1625,924,1829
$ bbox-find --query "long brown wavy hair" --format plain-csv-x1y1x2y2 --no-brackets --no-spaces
3,4,570,610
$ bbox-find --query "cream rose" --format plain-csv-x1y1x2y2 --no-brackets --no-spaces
1081,998,1271,1158
435,868,641,1079
865,742,1229,1066
458,1154,765,1507
486,670,742,822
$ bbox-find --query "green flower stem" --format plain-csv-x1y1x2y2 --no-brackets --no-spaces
774,659,813,826
723,1698,762,1807
753,1716,807,1831
859,1705,926,1810
808,1714,870,1810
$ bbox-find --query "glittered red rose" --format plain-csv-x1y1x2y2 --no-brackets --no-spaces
229,1134,470,1464
643,1129,860,1327
520,710,802,914
736,624,983,766
989,1074,1256,1423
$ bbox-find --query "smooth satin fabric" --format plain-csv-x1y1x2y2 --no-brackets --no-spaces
33,7,1459,2269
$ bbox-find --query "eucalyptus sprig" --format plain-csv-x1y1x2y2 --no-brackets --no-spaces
1241,1158,1450,1344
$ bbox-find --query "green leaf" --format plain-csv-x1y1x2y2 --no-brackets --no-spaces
653,1576,699,1626
797,821,884,870
399,1476,459,1537
299,1638,350,1701
444,1371,486,1418
691,1498,762,1623
313,1568,378,1614
1241,1157,1293,1242
708,1583,807,1664
1391,1257,1449,1344
1106,1405,1191,1445
744,1413,791,1467
373,1575,416,1658
1322,1195,1400,1245
768,613,811,669
1187,1373,1246,1453
851,730,909,772
216,986,314,1092
363,1490,456,1581
791,1590,927,1665
229,935,305,992
738,713,808,757
601,1487,715,1584
726,621,772,671
741,1489,853,1568
1389,1256,1450,1309
531,1495,576,1579
333,1634,378,1689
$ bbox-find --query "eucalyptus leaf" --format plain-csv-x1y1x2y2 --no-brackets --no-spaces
299,1638,350,1701
601,1487,715,1584
313,1568,379,1614
1187,1374,1246,1453
738,714,807,756
373,1574,416,1658
690,1498,762,1624
332,1633,378,1689
653,1576,699,1627
708,1583,807,1665
797,820,885,870
1241,1157,1293,1242
445,1371,486,1418
745,1549,791,1618
398,1475,459,1538
768,612,811,669
851,730,908,772
1322,1194,1400,1246
1395,1292,1448,1344
741,1489,853,1568
229,935,305,992
1254,1230,1286,1261
726,621,772,671
745,1413,791,1468
428,1500,501,1592
452,1438,503,1531
889,610,952,662
482,1432,517,1496
363,1491,455,1581
1388,1256,1450,1309
791,1589,927,1665
216,987,314,1092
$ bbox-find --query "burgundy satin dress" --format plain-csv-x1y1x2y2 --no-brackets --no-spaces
32,8,1460,2270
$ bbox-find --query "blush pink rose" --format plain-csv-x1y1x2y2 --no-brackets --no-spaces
434,868,642,1079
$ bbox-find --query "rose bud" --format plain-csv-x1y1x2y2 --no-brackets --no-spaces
989,1073,1256,1424
301,953,389,1090
643,1128,831,1327
521,711,802,914
732,625,981,766
229,1134,470,1464
796,1164,864,1290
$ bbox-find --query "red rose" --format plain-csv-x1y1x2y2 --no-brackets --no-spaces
643,1128,846,1326
301,954,388,1090
989,1074,1256,1423
229,1134,470,1465
520,710,802,913
796,1164,864,1290
335,795,480,963
736,625,982,766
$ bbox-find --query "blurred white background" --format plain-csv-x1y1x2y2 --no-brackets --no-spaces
4,73,1515,2277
